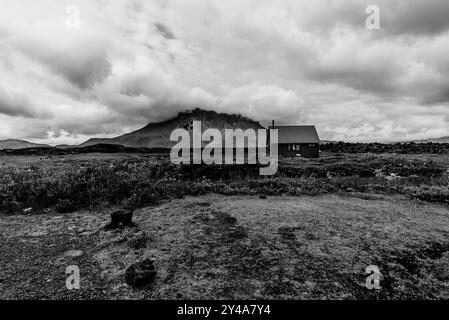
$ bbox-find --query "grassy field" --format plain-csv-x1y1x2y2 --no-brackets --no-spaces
0,152,448,299
0,152,448,214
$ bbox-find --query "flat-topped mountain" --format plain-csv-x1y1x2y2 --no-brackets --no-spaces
80,109,265,148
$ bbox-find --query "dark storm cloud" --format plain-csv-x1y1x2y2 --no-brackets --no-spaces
421,87,449,105
155,23,176,40
306,65,398,97
0,0,449,144
0,86,44,118
18,40,113,90
298,0,449,37
47,54,112,90
445,114,449,122
382,0,449,36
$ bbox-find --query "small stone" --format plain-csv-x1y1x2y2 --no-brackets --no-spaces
79,231,94,237
125,259,156,287
64,250,84,258
304,281,316,289
109,210,134,229
259,194,267,199
346,187,356,192
23,207,32,214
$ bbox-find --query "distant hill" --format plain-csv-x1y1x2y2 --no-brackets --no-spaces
80,108,265,148
0,139,49,150
410,136,449,143
55,144,76,149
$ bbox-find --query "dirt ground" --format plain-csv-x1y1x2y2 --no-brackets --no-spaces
1,193,448,299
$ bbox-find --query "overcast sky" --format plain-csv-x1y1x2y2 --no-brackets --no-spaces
0,0,449,144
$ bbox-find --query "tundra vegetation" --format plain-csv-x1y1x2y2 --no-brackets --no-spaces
0,152,448,213
0,151,448,300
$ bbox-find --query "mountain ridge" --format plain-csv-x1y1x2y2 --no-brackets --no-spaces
0,139,50,150
406,136,449,143
1,109,449,149
80,108,265,148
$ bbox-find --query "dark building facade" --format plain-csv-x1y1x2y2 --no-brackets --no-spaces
269,125,320,158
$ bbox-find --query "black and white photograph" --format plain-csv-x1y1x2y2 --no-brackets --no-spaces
0,0,448,313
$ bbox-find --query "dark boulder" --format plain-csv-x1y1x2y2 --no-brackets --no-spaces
109,210,133,229
125,259,156,287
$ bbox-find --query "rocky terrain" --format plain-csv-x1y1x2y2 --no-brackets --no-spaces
0,145,447,300
1,194,448,299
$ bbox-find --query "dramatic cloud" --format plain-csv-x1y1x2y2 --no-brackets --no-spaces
155,23,176,40
0,0,448,144
0,85,41,118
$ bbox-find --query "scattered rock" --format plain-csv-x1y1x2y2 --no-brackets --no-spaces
346,188,356,192
79,231,95,237
64,250,84,258
109,210,134,229
22,207,32,214
304,280,316,290
259,194,267,199
125,259,156,287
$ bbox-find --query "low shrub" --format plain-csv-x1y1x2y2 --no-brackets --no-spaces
55,199,76,213
406,186,449,204
0,155,447,214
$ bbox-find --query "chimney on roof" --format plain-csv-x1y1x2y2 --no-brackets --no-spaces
272,120,275,129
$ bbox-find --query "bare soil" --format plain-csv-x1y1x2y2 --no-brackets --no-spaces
1,194,448,299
